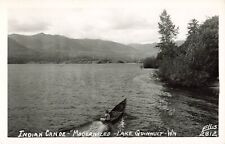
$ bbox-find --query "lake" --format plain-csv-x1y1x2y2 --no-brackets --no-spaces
8,64,218,137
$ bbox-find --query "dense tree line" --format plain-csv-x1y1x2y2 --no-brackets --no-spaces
8,56,131,64
142,57,158,68
156,10,218,87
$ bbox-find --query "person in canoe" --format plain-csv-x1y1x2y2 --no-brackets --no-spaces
100,110,111,122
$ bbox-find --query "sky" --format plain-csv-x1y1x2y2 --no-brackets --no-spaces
7,0,221,44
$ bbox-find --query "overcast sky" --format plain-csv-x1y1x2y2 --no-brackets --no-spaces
8,1,220,44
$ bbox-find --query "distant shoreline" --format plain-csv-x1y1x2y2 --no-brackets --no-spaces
8,62,140,64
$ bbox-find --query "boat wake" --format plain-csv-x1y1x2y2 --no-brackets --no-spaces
79,121,109,134
58,116,127,137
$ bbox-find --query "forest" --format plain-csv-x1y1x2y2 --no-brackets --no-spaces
155,10,218,87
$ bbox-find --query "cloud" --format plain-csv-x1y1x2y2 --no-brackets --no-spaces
112,17,155,30
8,19,50,33
109,10,156,30
7,7,219,44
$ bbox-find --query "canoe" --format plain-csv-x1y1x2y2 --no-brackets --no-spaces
108,98,127,123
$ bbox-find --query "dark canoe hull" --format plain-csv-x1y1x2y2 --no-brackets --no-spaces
108,98,126,124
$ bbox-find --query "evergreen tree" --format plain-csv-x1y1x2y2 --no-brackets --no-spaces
187,19,199,37
183,19,200,62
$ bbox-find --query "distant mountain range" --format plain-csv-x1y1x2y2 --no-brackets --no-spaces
8,33,184,64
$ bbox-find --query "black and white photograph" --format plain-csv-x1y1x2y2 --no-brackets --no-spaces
1,0,225,143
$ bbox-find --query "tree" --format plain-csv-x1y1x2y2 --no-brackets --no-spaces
187,19,199,37
157,10,179,51
182,19,200,62
197,16,218,78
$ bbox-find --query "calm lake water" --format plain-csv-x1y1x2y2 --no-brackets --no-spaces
8,64,218,137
